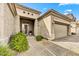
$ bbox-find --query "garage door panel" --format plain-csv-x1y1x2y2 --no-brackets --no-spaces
54,23,67,39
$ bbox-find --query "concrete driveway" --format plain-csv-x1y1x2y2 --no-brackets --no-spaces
17,35,79,56
50,35,79,55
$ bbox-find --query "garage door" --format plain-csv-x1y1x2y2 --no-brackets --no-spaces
54,23,68,39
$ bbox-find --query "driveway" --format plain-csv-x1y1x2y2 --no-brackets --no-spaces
17,35,79,56
50,35,79,55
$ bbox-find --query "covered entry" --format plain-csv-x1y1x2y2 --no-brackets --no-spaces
54,22,69,39
20,16,35,35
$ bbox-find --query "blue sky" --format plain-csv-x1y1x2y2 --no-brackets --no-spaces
20,3,79,20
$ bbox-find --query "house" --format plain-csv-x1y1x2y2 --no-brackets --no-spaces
0,3,76,45
15,4,41,36
38,10,76,40
76,21,79,34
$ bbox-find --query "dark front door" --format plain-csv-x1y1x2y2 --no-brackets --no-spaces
24,25,28,34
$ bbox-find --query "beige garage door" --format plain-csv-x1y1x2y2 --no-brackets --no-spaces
54,23,68,39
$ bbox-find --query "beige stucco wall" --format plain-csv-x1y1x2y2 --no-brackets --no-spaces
70,22,76,34
34,19,38,36
0,4,4,44
0,4,16,44
38,15,52,39
15,15,20,33
16,8,40,19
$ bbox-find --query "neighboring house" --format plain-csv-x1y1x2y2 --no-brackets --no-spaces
0,3,76,44
76,21,79,34
66,14,76,35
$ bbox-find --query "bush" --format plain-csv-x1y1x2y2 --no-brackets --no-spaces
0,46,15,56
36,35,44,41
9,32,29,52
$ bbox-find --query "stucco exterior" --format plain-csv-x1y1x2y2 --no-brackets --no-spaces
0,3,17,44
16,6,40,19
15,4,40,36
0,3,77,45
0,4,4,44
15,4,40,19
38,9,76,40
38,15,52,39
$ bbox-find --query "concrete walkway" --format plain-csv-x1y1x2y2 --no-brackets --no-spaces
17,35,79,56
17,36,55,56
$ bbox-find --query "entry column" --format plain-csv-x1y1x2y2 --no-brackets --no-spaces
34,19,38,36
15,15,20,33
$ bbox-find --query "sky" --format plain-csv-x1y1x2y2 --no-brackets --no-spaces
20,3,79,20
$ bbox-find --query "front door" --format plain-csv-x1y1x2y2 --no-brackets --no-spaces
22,23,34,35
24,25,28,34
24,24,29,35
22,24,29,35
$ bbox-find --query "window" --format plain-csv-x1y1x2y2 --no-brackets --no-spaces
28,13,30,14
31,14,33,16
23,11,25,13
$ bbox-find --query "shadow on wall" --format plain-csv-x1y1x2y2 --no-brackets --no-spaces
38,20,50,39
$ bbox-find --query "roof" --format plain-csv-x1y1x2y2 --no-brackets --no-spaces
38,9,75,22
66,14,76,20
15,4,41,14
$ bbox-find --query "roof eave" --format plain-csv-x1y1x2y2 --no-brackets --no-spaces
38,9,74,22
15,3,41,14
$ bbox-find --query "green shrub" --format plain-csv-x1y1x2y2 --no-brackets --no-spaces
9,32,29,52
0,46,15,56
36,35,44,41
